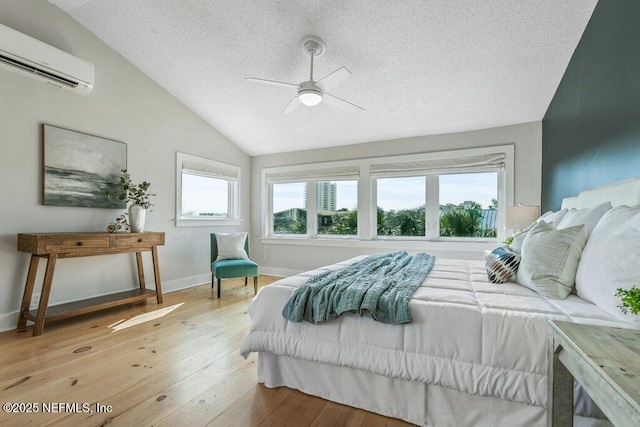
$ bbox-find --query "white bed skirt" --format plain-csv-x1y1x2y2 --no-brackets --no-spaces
258,353,611,427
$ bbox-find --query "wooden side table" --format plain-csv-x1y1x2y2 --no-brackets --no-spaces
548,320,640,426
17,232,165,336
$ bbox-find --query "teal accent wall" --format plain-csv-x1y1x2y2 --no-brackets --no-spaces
542,0,640,210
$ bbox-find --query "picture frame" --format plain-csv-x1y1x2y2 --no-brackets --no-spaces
43,124,127,208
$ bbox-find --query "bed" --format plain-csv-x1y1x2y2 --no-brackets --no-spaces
240,178,640,426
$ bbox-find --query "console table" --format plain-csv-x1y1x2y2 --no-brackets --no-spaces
17,232,165,336
548,320,640,426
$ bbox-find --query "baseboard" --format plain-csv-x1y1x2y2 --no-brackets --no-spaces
0,312,18,333
259,267,300,277
162,273,212,292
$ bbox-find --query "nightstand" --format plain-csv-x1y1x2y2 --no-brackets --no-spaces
547,320,640,426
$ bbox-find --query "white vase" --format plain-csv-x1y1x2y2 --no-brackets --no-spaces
128,204,146,233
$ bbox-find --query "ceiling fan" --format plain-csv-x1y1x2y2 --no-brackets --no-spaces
246,36,364,115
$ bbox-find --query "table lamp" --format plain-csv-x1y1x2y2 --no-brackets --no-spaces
506,205,540,231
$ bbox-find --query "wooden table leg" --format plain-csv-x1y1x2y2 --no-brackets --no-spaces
17,255,40,331
33,254,57,337
151,246,163,304
135,252,146,290
548,337,574,426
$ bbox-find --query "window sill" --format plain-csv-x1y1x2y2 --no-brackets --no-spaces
175,217,243,227
260,236,498,252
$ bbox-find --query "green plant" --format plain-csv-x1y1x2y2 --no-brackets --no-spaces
615,286,640,315
504,236,514,246
108,169,155,209
439,209,483,237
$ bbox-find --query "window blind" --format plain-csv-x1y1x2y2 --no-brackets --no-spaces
370,153,506,178
182,160,239,180
264,165,360,183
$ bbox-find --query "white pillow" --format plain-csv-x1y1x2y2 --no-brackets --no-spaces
516,221,588,299
575,206,640,326
557,202,612,236
537,208,568,227
509,225,531,253
215,232,249,261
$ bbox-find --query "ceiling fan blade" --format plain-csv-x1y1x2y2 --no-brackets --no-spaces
282,96,302,115
315,67,352,91
245,77,299,88
323,92,364,112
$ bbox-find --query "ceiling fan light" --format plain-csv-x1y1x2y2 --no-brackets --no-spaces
298,90,323,106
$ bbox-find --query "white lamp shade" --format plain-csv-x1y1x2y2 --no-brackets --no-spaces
506,205,540,230
299,91,322,106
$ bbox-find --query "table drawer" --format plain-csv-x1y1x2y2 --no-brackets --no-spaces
45,236,111,253
116,233,163,249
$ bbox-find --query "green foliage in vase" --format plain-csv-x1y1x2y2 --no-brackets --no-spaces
107,169,156,209
615,286,640,315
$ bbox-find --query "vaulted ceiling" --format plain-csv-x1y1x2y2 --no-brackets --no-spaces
48,0,598,156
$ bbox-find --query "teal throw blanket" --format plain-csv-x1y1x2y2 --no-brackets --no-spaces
282,251,436,324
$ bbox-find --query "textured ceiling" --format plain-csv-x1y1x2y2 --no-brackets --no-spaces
48,0,598,156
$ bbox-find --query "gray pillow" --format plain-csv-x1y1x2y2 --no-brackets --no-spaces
516,221,588,299
215,232,249,261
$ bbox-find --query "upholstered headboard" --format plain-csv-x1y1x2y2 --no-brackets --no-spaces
560,177,640,209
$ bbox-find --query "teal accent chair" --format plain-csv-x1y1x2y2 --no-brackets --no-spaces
210,233,259,298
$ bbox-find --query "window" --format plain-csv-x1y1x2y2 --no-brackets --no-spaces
181,173,228,217
262,145,512,242
270,180,358,236
317,180,358,236
176,152,241,226
264,163,360,237
439,172,498,238
272,182,306,235
376,177,426,237
371,152,505,240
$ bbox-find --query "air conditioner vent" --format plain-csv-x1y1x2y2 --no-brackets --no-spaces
0,53,78,88
0,23,93,94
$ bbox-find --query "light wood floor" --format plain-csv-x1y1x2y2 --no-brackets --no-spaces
0,277,413,426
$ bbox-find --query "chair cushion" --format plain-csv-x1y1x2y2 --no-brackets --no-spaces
212,259,258,279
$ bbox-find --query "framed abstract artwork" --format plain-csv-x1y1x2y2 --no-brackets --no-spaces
43,125,127,208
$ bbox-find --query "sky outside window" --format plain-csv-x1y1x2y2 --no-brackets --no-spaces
182,173,228,216
439,172,497,208
273,174,498,212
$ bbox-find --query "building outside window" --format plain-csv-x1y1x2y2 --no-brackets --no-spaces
272,182,307,234
316,180,357,236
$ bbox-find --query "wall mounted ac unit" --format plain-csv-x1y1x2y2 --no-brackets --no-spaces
0,23,94,94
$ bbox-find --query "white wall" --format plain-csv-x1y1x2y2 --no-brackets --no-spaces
251,122,542,276
0,1,250,331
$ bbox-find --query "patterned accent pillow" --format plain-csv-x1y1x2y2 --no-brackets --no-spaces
215,232,249,261
485,246,521,284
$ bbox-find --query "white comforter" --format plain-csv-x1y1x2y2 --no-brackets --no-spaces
240,256,629,407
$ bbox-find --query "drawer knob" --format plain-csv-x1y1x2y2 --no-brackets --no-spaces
77,242,84,246
137,238,143,243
